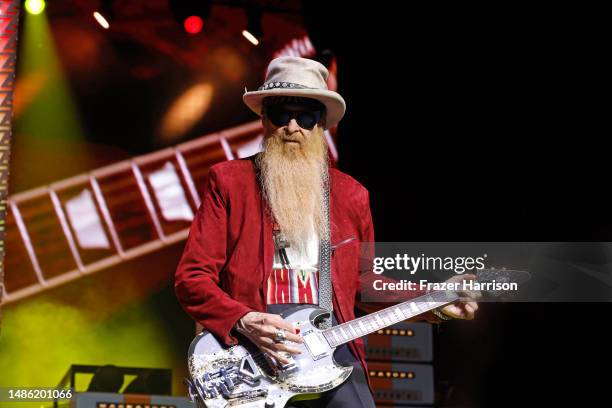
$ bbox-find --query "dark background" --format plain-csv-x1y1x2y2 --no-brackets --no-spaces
305,2,609,407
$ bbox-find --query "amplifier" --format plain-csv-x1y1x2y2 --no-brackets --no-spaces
70,392,192,408
367,362,434,406
364,322,432,363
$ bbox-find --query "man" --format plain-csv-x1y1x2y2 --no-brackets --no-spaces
174,56,478,407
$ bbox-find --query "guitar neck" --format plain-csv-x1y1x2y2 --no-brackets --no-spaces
321,290,459,348
3,119,338,305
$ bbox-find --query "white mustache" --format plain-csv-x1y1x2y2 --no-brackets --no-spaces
281,133,303,143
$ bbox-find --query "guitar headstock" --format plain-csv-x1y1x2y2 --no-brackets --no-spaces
474,267,531,299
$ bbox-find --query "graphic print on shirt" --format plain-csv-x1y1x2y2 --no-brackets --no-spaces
266,268,319,304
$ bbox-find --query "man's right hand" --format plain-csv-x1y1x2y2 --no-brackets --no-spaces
235,311,303,365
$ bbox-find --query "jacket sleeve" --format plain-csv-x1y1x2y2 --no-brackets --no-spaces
355,188,444,324
174,167,255,345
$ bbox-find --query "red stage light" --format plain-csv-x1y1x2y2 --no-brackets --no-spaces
183,16,203,34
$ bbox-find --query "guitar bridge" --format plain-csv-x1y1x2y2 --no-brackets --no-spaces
264,351,298,379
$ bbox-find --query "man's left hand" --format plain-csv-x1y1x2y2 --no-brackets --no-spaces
439,274,480,320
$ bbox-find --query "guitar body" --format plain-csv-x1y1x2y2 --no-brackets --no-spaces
187,306,353,408
185,268,528,407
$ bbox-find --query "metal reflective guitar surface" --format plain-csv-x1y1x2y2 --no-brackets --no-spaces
186,306,352,408
185,269,531,407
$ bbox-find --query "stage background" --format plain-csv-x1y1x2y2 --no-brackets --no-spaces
1,1,609,407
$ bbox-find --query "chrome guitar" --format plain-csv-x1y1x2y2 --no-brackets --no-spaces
185,269,528,408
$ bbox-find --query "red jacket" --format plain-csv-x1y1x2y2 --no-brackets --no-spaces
174,155,434,389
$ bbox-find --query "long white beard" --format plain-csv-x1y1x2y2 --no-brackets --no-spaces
256,129,329,255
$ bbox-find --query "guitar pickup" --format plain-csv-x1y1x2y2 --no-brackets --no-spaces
302,331,330,360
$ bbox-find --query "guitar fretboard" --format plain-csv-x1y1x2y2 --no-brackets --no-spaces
2,121,339,304
322,290,459,348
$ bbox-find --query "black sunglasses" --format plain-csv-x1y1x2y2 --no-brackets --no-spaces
264,106,323,130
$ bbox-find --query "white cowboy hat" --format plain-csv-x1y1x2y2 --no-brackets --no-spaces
243,56,346,130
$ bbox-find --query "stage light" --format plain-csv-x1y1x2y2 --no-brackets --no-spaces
170,0,211,35
25,0,45,15
93,12,110,29
242,30,259,46
243,6,263,45
158,82,214,143
184,15,203,35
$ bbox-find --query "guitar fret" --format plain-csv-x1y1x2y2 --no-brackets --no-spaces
393,307,406,320
328,328,339,347
219,137,235,160
332,329,340,343
376,313,386,327
4,121,267,305
322,292,464,349
146,161,194,223
317,288,493,352
358,320,367,333
89,175,125,255
9,201,46,286
49,189,85,272
131,161,166,241
383,310,393,324
362,317,372,332
339,326,348,339
174,149,201,208
323,331,332,347
322,330,333,346
64,189,111,251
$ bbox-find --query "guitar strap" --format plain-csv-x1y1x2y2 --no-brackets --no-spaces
317,170,333,329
